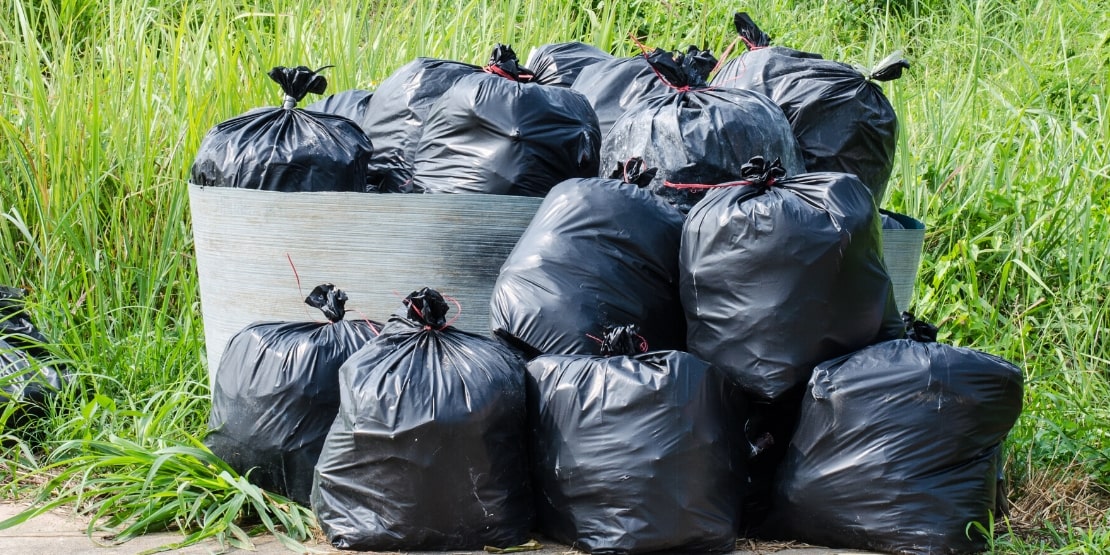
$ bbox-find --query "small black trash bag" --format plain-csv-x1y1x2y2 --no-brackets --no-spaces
205,284,380,506
762,314,1024,555
679,157,903,402
600,47,806,213
304,89,373,133
411,44,601,196
572,45,717,137
713,13,909,205
190,66,374,192
1,286,68,410
312,288,532,551
490,159,685,358
525,41,614,87
528,325,741,554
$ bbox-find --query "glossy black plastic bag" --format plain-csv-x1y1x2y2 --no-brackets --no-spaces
1,286,67,412
304,88,373,133
528,326,741,554
205,284,380,506
571,45,716,137
190,66,374,192
713,13,909,205
526,41,614,87
490,159,685,358
312,288,532,551
679,158,903,402
412,45,601,196
763,315,1024,554
601,65,806,213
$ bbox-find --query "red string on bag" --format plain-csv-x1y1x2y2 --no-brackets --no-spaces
661,177,776,191
483,64,534,82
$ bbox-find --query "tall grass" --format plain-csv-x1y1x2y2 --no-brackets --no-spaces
1,0,1108,551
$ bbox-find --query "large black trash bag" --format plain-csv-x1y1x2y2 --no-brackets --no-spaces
762,314,1024,554
205,284,380,506
304,88,373,132
528,325,742,554
312,288,532,551
713,13,909,205
679,157,903,402
1,286,68,412
525,41,614,87
190,66,374,192
490,159,685,358
601,49,806,213
571,45,717,137
411,44,601,196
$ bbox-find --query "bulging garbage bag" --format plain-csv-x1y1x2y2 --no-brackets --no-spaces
411,44,601,196
490,159,685,358
763,315,1024,555
679,157,903,402
205,284,380,506
713,13,909,205
190,66,374,192
0,286,67,405
528,325,741,554
525,41,614,87
571,45,717,137
304,88,373,133
312,288,532,551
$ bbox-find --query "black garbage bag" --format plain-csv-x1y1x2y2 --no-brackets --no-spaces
0,286,67,407
525,41,614,87
411,44,601,196
205,284,380,506
528,325,742,554
490,159,685,358
600,53,806,213
361,58,482,192
762,314,1024,554
679,157,903,402
571,45,717,137
311,288,532,551
190,66,374,192
304,89,373,133
713,13,909,205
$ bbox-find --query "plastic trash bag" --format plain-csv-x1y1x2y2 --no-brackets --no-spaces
205,284,380,506
713,13,909,205
411,44,601,196
526,41,614,87
312,288,532,551
190,66,374,192
490,159,685,358
571,45,716,137
762,314,1024,554
528,325,741,554
679,157,903,402
304,88,373,133
0,286,67,408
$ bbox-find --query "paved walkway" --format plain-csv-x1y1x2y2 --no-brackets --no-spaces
0,501,879,555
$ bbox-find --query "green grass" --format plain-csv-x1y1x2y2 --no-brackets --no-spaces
1,0,1109,551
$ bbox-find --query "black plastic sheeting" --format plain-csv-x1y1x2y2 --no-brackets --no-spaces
490,159,685,358
205,284,380,506
526,42,615,87
360,57,481,192
412,45,601,196
571,46,716,137
762,315,1024,555
312,288,532,551
304,89,373,133
713,13,909,205
601,83,806,214
190,66,373,192
527,325,742,554
1,286,67,415
679,158,903,402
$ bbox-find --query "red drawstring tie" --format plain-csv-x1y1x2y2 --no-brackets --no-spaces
661,178,774,191
483,64,533,83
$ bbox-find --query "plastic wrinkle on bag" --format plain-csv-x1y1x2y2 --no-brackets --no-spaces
490,159,686,358
763,314,1024,555
679,157,903,402
527,324,741,554
0,286,68,410
411,44,601,196
205,284,380,506
190,66,374,192
311,287,532,551
712,13,909,205
304,88,374,134
571,45,717,137
526,42,614,87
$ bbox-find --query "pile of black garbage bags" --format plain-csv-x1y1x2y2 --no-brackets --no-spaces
200,12,1024,555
